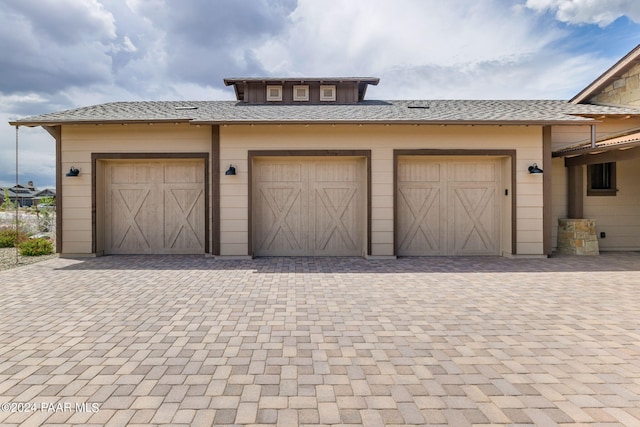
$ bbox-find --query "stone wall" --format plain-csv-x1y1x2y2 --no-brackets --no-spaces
557,219,599,255
590,62,640,106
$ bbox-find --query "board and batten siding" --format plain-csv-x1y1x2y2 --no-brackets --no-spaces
60,124,212,255
219,124,545,256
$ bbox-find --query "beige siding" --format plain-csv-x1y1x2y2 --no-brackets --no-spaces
551,157,568,252
60,124,211,255
584,159,640,250
551,119,640,152
220,124,544,256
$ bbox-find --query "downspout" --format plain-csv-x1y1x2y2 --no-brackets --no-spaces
591,124,596,148
14,125,19,264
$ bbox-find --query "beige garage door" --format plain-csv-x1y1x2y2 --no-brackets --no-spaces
103,159,205,254
253,157,366,256
397,157,502,256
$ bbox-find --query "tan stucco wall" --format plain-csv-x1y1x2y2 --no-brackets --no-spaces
219,124,545,256
60,124,212,254
590,62,640,106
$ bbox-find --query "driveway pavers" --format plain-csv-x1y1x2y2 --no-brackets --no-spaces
0,253,639,426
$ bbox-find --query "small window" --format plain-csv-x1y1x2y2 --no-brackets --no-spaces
293,85,309,101
320,85,336,102
587,162,617,196
266,85,282,102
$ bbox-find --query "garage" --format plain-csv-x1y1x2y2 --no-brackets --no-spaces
102,159,206,254
396,156,502,256
252,156,367,256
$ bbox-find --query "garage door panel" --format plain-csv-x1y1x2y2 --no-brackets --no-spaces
451,162,497,182
253,158,365,256
451,186,498,255
397,186,444,255
313,184,359,255
254,184,305,256
164,187,205,252
104,160,205,255
397,158,501,256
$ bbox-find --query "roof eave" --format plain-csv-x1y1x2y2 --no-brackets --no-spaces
10,118,195,127
190,119,598,126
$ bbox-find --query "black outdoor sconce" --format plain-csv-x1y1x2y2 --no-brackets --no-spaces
225,164,236,175
528,163,543,174
66,166,80,177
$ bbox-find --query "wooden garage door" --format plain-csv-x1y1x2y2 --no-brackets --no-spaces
397,157,501,256
104,160,205,254
253,157,365,256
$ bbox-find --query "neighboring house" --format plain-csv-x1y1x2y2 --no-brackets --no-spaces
10,46,640,257
0,182,55,208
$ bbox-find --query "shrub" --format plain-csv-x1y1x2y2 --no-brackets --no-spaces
18,237,53,256
0,228,28,248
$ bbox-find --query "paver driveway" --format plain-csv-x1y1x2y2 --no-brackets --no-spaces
0,254,639,426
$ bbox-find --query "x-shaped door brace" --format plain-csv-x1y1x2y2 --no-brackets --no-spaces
165,187,203,248
112,188,151,249
453,187,494,250
259,186,303,250
398,187,440,250
315,187,357,250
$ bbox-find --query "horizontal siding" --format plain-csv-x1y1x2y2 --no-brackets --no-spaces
551,157,567,252
551,119,640,151
60,124,210,255
220,124,544,256
584,159,640,250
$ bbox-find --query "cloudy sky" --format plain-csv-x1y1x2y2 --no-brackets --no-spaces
2,0,640,188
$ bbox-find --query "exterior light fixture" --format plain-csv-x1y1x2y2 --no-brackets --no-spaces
528,163,543,174
225,165,236,176
66,167,80,177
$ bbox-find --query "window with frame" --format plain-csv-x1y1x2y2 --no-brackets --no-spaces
293,85,309,101
319,85,336,102
587,162,617,196
266,85,282,102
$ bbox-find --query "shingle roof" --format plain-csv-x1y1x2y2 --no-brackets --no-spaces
10,99,640,127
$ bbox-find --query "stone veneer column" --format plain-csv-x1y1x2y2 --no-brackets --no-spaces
557,218,599,255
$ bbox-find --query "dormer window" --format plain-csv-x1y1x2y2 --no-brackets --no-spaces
293,85,309,101
320,85,336,102
266,85,282,102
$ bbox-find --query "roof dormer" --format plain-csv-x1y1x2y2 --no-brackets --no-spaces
223,77,379,104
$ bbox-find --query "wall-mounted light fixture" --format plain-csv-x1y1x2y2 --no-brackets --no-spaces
225,164,236,176
528,163,543,174
66,166,80,177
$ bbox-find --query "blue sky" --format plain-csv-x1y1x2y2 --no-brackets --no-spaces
2,0,640,189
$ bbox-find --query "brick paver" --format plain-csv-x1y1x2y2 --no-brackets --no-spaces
1,253,640,426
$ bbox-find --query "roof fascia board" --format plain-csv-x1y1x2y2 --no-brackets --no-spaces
570,44,640,104
190,119,598,126
10,119,194,127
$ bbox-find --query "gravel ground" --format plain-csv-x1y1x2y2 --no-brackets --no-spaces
0,247,57,271
0,211,57,271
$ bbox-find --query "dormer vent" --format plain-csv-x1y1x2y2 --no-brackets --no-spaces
266,85,283,102
320,85,336,102
293,85,309,101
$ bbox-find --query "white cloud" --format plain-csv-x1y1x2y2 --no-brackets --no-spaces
260,0,559,70
254,0,572,98
525,0,640,26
